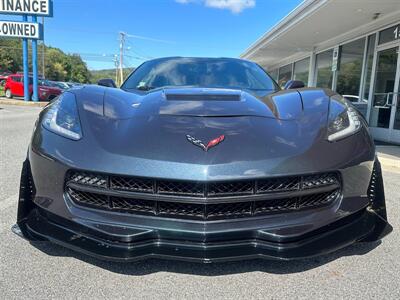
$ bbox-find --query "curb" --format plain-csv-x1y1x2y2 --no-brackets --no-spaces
0,98,49,107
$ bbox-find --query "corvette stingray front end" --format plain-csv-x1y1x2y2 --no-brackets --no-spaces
13,57,392,262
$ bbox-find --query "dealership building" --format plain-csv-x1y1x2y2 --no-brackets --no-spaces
241,0,400,144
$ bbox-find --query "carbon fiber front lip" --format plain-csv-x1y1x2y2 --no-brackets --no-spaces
15,207,392,263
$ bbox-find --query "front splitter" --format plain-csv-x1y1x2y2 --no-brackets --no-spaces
13,208,392,263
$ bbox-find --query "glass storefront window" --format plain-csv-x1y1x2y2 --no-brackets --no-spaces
315,49,333,88
369,47,398,128
278,64,292,88
293,57,310,85
362,34,376,101
378,24,400,45
336,38,366,99
268,69,278,81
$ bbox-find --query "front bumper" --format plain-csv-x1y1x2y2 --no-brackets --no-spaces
15,206,391,263
14,158,392,262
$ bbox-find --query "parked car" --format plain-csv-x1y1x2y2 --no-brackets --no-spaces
51,81,70,90
14,57,392,263
4,74,63,101
0,73,10,88
67,82,83,88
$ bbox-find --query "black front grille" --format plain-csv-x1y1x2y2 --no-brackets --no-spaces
257,177,300,193
67,172,339,199
69,172,107,188
208,181,254,197
112,196,155,213
110,176,153,193
66,187,340,221
158,180,204,196
65,170,341,221
68,188,109,208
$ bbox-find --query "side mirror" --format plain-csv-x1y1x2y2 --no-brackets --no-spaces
284,80,305,90
98,78,117,88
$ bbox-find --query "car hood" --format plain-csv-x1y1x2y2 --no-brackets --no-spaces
39,86,62,92
101,87,303,120
71,86,336,169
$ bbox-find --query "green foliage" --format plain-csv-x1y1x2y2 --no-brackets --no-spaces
0,39,22,73
0,38,91,83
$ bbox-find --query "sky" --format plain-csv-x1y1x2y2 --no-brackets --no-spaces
2,0,303,70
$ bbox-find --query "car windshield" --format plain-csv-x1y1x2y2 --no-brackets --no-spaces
39,80,53,87
122,58,278,91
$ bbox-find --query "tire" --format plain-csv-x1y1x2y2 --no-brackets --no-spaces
5,89,12,99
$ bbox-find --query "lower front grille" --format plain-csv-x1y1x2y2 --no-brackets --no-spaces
67,171,340,198
67,187,340,221
65,170,341,221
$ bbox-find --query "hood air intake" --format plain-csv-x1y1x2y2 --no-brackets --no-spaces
165,93,241,101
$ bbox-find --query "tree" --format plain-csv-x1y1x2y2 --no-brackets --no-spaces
90,68,134,85
0,38,91,83
0,39,23,73
69,54,91,83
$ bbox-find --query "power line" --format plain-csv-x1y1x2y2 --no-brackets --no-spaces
44,27,175,45
125,40,153,59
124,32,174,44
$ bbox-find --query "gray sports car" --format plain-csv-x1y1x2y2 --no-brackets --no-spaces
13,57,392,262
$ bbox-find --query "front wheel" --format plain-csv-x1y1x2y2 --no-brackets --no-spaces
5,89,12,99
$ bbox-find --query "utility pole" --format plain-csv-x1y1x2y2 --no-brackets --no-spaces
119,32,126,85
114,55,119,86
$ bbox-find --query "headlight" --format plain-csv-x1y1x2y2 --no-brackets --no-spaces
327,98,361,142
42,92,82,140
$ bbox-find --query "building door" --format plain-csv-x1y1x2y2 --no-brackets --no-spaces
368,45,400,144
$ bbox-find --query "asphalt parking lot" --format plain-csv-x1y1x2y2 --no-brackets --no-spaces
1,105,399,299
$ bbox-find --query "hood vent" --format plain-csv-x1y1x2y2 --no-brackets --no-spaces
166,93,241,101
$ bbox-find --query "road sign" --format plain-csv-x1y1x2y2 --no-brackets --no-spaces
0,20,42,39
0,0,52,101
0,0,52,16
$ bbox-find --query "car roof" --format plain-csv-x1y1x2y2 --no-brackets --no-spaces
142,56,254,65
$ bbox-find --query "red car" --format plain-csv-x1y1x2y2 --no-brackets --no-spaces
4,74,63,101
